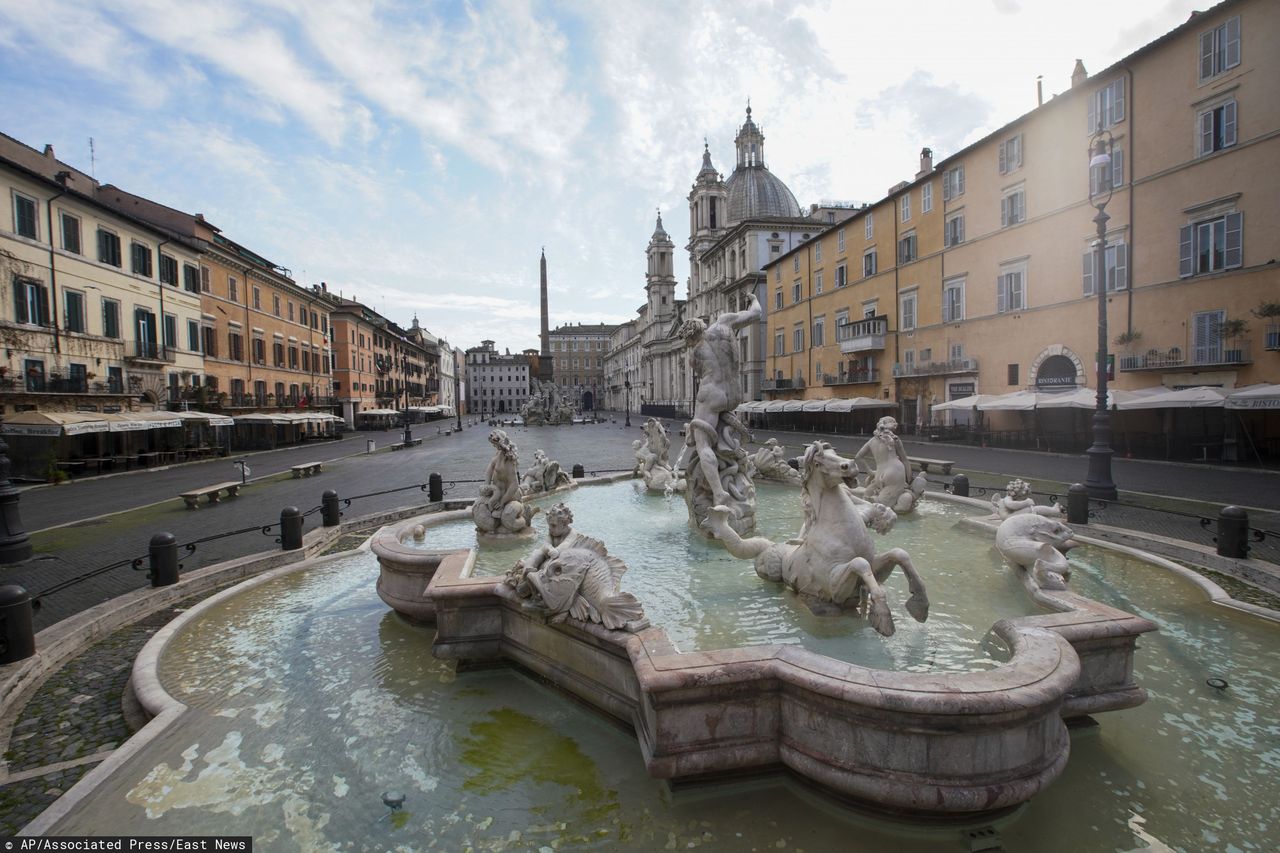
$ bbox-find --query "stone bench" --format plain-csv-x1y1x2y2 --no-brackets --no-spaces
290,461,324,478
908,456,955,475
390,438,423,451
180,481,242,509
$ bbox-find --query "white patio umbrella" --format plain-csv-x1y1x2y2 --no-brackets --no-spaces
1117,386,1227,410
0,411,111,436
781,400,806,413
823,397,896,412
977,390,1039,411
763,401,788,412
801,399,829,412
1035,387,1159,409
932,393,997,412
1225,384,1280,410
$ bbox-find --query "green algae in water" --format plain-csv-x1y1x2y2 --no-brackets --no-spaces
461,708,620,823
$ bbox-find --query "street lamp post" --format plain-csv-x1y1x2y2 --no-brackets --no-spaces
624,380,631,427
1084,126,1118,501
455,371,463,432
401,356,413,445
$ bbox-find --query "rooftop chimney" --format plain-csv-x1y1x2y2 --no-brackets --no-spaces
1036,75,1044,106
1071,59,1088,88
915,147,933,180
43,144,55,160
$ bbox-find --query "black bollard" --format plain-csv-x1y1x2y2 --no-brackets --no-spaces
1067,483,1090,526
0,584,35,664
0,437,33,565
149,532,179,587
951,473,970,497
428,473,443,503
322,490,341,527
280,506,303,551
1217,506,1250,559
572,464,585,479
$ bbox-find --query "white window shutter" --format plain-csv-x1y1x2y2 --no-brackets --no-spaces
942,175,951,201
1223,101,1237,147
1083,250,1095,295
1225,16,1240,69
1088,93,1097,133
1112,79,1125,123
1200,110,1215,155
1112,148,1124,187
997,275,1007,313
1224,212,1243,269
1001,198,1009,228
1178,225,1194,277
1114,243,1128,291
1014,195,1023,224
1200,30,1215,80
957,166,965,195
1015,134,1023,168
999,142,1007,175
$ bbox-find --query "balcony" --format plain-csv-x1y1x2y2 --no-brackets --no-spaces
761,377,806,391
126,341,176,364
1119,342,1252,372
892,357,979,378
823,368,880,386
1,376,125,395
837,319,887,354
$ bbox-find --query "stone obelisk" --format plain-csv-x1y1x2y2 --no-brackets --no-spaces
538,249,553,382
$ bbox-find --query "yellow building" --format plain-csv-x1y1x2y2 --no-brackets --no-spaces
766,0,1278,439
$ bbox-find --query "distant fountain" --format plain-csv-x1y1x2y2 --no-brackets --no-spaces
520,379,575,425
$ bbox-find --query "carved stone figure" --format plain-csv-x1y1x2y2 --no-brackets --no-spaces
749,438,802,486
995,514,1079,591
853,416,927,514
473,429,538,535
520,379,575,426
678,295,762,537
505,503,648,631
633,418,685,493
991,479,1065,519
521,448,572,494
703,441,929,637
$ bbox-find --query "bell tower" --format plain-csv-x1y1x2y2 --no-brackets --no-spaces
646,211,676,329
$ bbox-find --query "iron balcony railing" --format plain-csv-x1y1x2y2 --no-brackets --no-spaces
836,319,888,353
892,357,979,378
823,368,880,386
1119,342,1252,371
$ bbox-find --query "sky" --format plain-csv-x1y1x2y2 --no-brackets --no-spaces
0,0,1210,352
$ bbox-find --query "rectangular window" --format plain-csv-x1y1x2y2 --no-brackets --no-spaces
998,134,1023,174
159,253,178,286
64,290,86,333
187,319,200,351
945,212,966,246
900,293,917,331
792,256,800,273
837,229,846,253
131,242,153,277
921,182,933,214
865,214,873,240
792,281,801,303
273,294,281,316
815,269,824,294
274,342,285,366
1083,240,1129,294
814,242,822,262
836,263,848,288
200,265,210,292
103,299,121,339
813,317,825,347
252,337,266,364
182,264,199,293
13,277,50,326
1180,212,1242,277
60,212,81,253
774,331,785,356
289,346,299,369
997,266,1026,313
863,251,876,278
901,193,911,222
201,326,217,357
253,287,262,310
228,276,238,303
13,193,37,239
135,308,157,357
1199,15,1241,82
1001,190,1025,227
228,332,244,361
1088,78,1125,132
163,313,178,348
942,166,965,201
897,233,917,264
97,229,122,267
793,325,804,353
1198,101,1237,156
1008,364,1019,386
942,278,965,323
288,302,295,321
774,289,783,309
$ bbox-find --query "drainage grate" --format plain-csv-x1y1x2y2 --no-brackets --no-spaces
965,825,1002,852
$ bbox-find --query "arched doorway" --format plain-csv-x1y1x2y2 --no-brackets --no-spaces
498,400,506,414
581,391,594,411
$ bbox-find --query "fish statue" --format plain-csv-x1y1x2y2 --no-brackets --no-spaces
523,535,648,631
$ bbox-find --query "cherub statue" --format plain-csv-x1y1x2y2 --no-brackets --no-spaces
991,479,1064,519
473,429,538,535
521,448,572,494
853,416,926,514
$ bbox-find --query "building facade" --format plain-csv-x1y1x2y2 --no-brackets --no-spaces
465,340,531,415
548,322,617,411
763,0,1279,435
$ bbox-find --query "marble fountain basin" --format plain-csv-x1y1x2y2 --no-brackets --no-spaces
372,478,1155,818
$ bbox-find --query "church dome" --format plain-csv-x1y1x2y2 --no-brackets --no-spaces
722,105,801,223
725,167,801,222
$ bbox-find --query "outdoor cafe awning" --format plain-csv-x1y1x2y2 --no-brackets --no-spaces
234,413,293,425
1,411,111,436
821,397,896,412
977,390,1040,411
1226,383,1280,410
171,410,235,427
1116,385,1227,410
358,409,402,417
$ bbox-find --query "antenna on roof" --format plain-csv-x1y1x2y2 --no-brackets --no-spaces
89,137,96,179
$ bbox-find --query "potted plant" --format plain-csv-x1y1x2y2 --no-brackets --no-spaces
1216,318,1248,363
1114,330,1142,348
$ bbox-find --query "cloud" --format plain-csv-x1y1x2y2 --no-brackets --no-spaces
859,71,994,158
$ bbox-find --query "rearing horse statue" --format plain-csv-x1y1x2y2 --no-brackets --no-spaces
703,441,930,637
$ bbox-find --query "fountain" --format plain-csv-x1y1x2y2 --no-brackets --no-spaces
853,416,927,514
747,437,802,485
470,429,538,537
632,418,685,493
520,378,575,425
